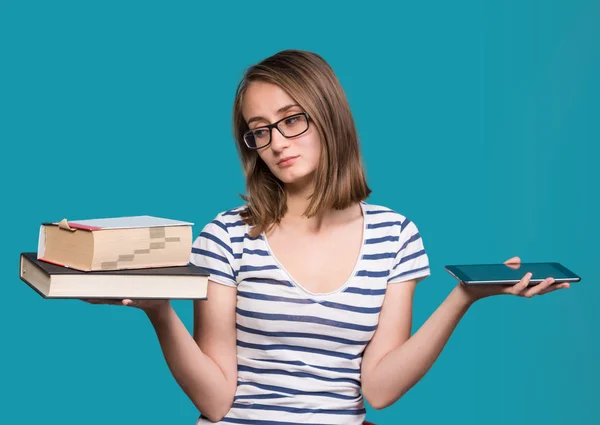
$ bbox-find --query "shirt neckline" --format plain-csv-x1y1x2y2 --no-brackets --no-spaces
260,202,368,299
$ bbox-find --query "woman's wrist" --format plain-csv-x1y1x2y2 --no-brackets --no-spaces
451,283,480,308
145,301,173,323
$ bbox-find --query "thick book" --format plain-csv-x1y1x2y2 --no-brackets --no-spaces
19,252,209,299
38,215,194,271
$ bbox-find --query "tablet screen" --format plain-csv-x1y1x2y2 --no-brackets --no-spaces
449,262,579,283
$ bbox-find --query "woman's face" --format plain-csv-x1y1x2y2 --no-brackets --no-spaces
242,81,321,188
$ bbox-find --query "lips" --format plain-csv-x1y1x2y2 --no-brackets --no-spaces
277,155,299,166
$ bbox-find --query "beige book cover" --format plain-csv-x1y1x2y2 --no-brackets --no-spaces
37,215,194,271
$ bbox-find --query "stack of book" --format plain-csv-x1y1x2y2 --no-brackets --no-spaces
19,216,209,300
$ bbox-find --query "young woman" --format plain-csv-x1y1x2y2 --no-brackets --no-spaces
86,50,569,424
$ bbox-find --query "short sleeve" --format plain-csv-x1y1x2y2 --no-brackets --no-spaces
189,214,237,288
387,219,431,284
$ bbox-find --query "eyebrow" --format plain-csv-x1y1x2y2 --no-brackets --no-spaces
247,104,301,126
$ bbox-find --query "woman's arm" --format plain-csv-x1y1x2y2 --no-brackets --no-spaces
361,263,566,410
146,280,238,422
360,280,471,409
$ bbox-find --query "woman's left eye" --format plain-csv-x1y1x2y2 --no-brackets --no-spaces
284,117,298,125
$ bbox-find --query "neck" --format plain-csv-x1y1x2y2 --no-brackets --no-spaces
284,181,314,219
281,181,361,234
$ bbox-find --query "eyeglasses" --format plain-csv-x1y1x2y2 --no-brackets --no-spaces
243,112,310,150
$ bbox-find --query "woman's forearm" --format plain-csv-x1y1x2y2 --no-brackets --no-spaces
364,285,473,409
146,305,235,421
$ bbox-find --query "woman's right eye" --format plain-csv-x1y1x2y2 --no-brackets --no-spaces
253,129,268,138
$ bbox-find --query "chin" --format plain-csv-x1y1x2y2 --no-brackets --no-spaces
275,169,316,187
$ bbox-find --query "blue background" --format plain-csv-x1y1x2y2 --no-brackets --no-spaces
1,1,598,424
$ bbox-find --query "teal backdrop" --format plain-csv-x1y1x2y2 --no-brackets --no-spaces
1,1,598,424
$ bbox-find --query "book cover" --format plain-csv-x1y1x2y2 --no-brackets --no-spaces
20,252,210,299
37,215,194,271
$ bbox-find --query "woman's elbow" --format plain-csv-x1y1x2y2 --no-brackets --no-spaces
196,394,235,422
200,405,231,423
365,395,390,411
363,387,383,410
363,385,406,411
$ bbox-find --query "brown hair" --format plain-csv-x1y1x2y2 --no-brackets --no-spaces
233,50,371,237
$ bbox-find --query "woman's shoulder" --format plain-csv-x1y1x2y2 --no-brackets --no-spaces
214,205,247,221
202,205,249,234
361,201,409,223
361,201,423,236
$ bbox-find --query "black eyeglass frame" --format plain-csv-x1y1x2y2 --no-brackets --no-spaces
242,112,310,150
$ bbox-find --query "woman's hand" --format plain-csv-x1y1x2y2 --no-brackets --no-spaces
458,256,571,304
81,298,171,316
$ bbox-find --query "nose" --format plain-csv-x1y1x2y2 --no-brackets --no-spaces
269,127,290,153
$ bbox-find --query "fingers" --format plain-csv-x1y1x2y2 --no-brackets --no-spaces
505,272,532,295
522,277,555,298
80,299,130,306
538,282,570,295
510,277,570,298
81,298,166,310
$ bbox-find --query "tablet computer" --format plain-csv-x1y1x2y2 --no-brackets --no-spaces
444,262,581,285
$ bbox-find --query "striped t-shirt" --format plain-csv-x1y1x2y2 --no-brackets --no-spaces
190,202,430,425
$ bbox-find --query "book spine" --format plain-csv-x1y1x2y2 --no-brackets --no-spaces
19,254,50,299
37,257,69,268
37,225,45,258
68,224,102,231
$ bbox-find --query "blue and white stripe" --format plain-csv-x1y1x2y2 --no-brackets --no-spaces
191,202,430,425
